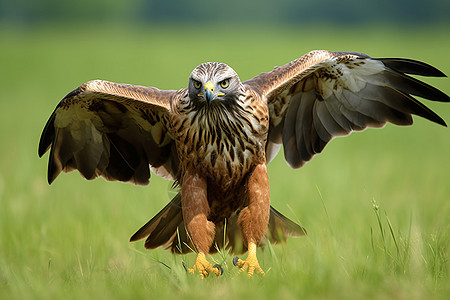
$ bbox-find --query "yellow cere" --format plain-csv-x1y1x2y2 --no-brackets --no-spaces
204,81,214,91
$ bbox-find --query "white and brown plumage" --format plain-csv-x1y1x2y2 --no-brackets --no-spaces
39,50,449,277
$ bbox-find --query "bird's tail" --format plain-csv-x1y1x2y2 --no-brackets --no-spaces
129,192,187,252
130,192,307,254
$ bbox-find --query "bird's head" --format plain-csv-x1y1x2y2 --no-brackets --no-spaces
188,62,244,104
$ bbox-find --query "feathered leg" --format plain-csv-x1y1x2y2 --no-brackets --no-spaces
234,164,270,276
181,170,222,278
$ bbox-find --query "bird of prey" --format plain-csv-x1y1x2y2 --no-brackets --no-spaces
39,50,449,277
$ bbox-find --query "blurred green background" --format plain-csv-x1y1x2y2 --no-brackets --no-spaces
0,1,449,299
1,0,449,25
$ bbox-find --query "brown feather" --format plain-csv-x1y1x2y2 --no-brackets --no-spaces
39,56,448,265
38,80,179,185
247,50,449,168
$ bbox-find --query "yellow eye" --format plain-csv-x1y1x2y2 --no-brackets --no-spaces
220,79,229,89
193,80,202,89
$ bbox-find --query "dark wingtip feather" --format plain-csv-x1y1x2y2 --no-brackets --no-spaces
406,94,449,127
378,58,447,77
38,113,55,157
383,68,450,103
431,109,448,126
433,114,447,127
46,151,60,185
428,114,447,127
39,87,85,157
129,228,145,242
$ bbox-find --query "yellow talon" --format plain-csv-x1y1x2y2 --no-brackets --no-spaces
187,252,222,278
233,242,264,277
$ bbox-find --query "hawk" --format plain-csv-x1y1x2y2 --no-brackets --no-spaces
38,50,449,277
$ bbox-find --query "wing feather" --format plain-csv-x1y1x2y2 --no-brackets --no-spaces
39,80,179,185
376,58,447,77
298,92,316,161
315,100,347,138
282,91,302,167
245,50,449,167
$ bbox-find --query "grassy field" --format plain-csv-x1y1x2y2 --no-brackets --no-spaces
0,24,449,299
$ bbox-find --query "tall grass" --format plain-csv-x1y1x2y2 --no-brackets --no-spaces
371,198,413,274
0,24,449,299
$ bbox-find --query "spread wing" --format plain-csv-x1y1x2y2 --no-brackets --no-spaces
245,50,449,168
38,80,180,185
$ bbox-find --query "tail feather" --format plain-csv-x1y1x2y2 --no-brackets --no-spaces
212,206,306,254
130,194,306,254
130,193,183,249
267,206,307,242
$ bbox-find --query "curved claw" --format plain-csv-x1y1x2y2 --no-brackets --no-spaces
213,264,224,276
232,242,265,277
233,256,240,266
186,252,222,278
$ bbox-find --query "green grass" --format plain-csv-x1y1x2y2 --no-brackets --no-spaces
0,24,449,299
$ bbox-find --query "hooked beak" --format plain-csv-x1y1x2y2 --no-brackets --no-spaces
204,81,214,103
